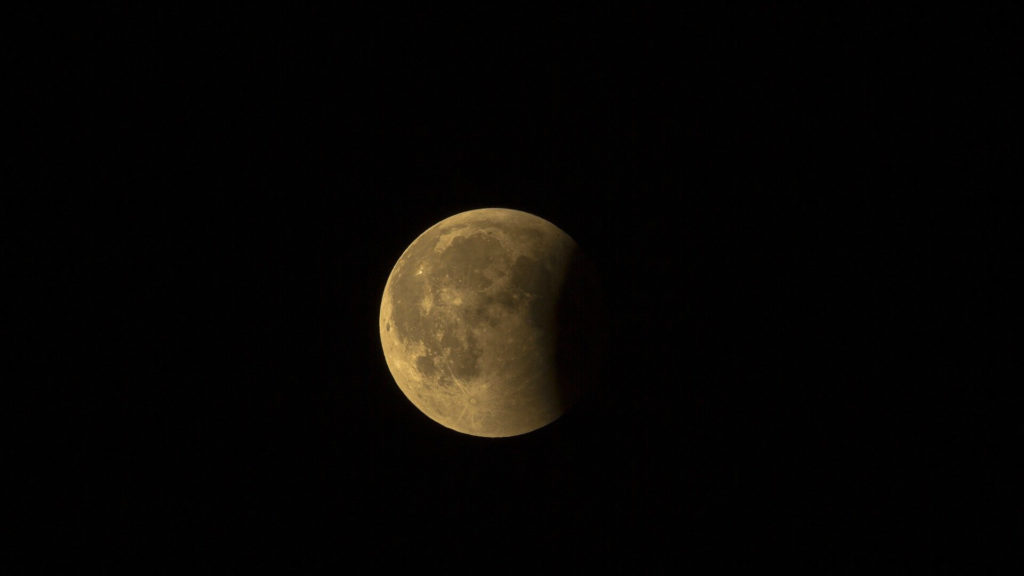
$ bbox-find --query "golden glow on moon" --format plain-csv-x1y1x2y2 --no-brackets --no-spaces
379,208,589,438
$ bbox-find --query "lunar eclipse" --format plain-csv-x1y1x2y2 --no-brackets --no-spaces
379,208,603,437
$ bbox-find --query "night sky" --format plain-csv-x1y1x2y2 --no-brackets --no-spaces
12,4,1020,572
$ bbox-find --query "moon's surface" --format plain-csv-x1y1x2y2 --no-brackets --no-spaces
379,208,601,438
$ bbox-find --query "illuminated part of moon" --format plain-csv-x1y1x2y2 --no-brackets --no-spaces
379,207,601,438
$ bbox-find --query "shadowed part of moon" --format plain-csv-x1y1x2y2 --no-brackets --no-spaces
553,246,608,417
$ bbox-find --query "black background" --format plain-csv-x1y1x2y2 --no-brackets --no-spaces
9,3,1021,572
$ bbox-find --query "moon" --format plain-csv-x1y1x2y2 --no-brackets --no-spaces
379,207,603,438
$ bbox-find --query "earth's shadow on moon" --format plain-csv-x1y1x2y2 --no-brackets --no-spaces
552,244,610,427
